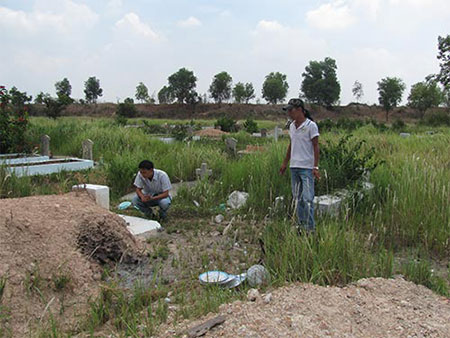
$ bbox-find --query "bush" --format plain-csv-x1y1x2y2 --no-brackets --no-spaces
0,86,31,153
318,134,381,194
243,118,258,133
317,118,336,132
116,98,137,118
215,116,237,132
421,110,450,126
391,119,406,131
336,117,364,131
142,120,167,134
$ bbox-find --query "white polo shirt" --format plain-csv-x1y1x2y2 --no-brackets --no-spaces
289,118,319,169
134,169,172,197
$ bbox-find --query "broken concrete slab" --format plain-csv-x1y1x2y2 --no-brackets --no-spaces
314,195,342,216
118,215,161,236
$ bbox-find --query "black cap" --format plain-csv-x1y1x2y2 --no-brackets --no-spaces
282,98,305,111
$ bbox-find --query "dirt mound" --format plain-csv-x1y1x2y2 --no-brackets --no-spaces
194,128,229,137
77,215,140,265
0,192,142,336
160,277,450,337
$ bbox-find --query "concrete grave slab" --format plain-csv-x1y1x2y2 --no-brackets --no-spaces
118,215,161,235
72,184,110,210
314,195,342,216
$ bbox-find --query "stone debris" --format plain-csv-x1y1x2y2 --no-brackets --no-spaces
247,288,260,302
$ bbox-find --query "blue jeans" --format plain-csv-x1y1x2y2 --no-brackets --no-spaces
132,194,171,220
290,168,315,231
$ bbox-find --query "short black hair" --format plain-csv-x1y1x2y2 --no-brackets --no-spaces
138,160,154,170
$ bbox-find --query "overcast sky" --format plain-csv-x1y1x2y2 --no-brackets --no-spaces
1,0,449,105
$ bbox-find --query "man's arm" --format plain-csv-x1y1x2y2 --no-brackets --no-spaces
149,190,169,201
312,136,320,179
136,187,150,202
279,142,291,175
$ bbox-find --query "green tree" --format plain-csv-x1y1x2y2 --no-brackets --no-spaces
117,97,137,118
84,76,103,104
244,83,255,104
437,35,450,89
158,86,174,104
135,82,151,103
262,72,289,104
301,57,340,107
167,68,197,103
209,71,232,104
232,82,246,103
377,77,406,122
352,80,364,103
408,80,443,118
55,78,72,97
43,95,68,119
9,86,32,112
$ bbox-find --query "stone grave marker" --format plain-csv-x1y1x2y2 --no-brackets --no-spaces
41,135,50,157
260,128,267,138
195,163,212,180
274,126,282,141
82,139,94,160
225,137,237,155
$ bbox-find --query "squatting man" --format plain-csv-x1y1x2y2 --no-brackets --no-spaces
279,98,320,233
132,160,172,221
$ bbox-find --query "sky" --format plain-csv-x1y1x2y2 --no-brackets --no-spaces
1,0,449,105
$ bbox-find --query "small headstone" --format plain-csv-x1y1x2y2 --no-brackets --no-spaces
252,133,261,137
195,163,212,180
225,137,237,154
72,184,110,209
82,139,94,160
274,126,282,141
247,265,270,287
41,135,50,157
399,132,411,138
260,128,267,138
186,126,194,136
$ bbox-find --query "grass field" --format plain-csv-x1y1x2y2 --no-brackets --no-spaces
1,117,449,336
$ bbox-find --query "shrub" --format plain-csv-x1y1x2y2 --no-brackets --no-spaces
116,98,137,118
215,116,237,132
0,86,30,153
391,119,406,131
336,117,364,131
317,118,336,132
421,110,450,126
243,118,258,133
142,120,167,134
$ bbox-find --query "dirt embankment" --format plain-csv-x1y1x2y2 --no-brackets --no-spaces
0,192,143,337
28,102,440,122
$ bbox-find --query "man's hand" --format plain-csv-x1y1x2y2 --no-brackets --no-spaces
279,163,287,175
141,194,151,202
313,168,320,180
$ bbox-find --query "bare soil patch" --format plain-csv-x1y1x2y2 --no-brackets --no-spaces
0,192,143,336
160,277,450,337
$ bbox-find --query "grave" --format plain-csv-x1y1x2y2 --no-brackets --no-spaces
273,126,283,141
225,138,237,155
196,163,212,180
252,133,262,137
72,184,110,210
1,136,94,177
118,215,161,236
400,133,411,138
260,128,267,138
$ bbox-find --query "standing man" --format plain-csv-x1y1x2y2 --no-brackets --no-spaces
279,98,320,233
132,160,172,221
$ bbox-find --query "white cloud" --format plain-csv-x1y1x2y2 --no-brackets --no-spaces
177,16,202,28
256,20,284,32
115,13,160,40
306,1,356,30
0,0,98,34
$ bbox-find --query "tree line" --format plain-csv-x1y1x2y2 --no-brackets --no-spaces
2,35,449,121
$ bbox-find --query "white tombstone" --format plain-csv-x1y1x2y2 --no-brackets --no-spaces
274,126,282,141
400,133,411,138
82,139,94,160
72,184,110,210
41,135,51,157
195,163,212,180
118,215,161,236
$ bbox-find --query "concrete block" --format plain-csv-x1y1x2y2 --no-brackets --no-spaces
72,184,110,210
314,195,342,216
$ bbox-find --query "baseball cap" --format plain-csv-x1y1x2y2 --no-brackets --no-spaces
282,98,305,111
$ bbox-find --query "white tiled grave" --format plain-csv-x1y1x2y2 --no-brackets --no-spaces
118,215,161,235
